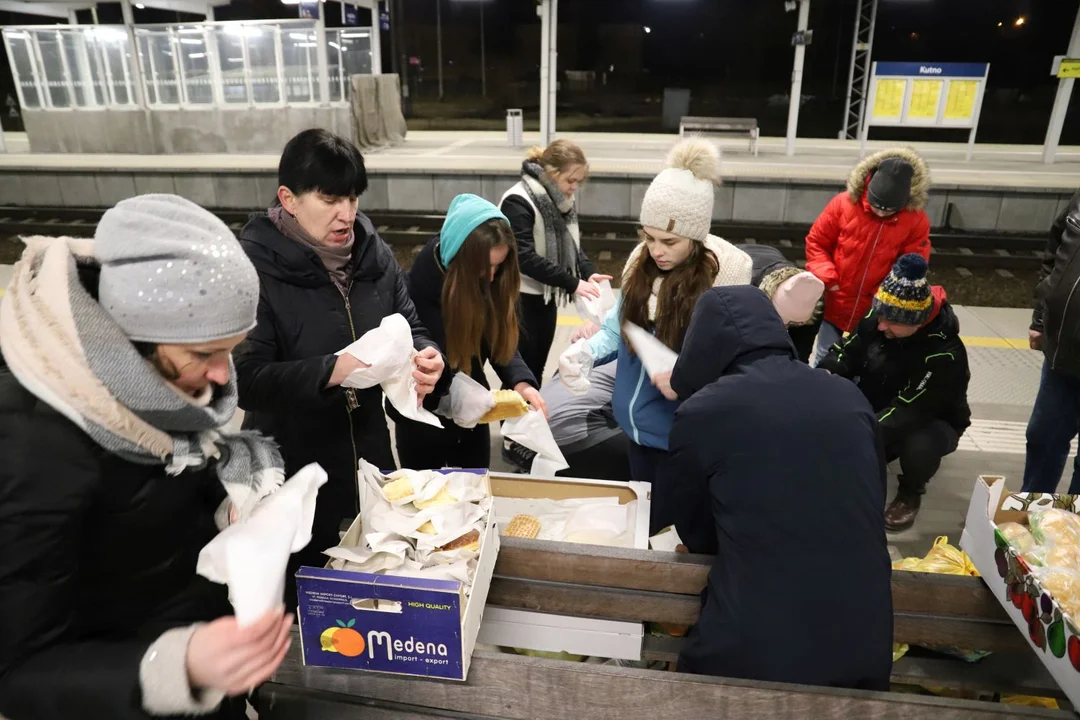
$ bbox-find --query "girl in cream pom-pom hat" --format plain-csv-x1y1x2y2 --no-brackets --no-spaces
559,138,754,533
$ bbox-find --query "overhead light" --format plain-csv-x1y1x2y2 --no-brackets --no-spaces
997,21,1003,27
294,41,317,47
135,3,145,8
226,56,243,61
177,27,202,33
329,41,340,50
179,37,203,44
1014,16,1026,27
643,26,651,33
341,32,369,38
189,52,206,58
5,31,28,39
288,31,314,39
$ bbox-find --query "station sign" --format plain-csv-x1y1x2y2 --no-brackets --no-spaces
861,61,990,161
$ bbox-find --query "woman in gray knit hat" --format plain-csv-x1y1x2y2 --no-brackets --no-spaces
0,194,291,720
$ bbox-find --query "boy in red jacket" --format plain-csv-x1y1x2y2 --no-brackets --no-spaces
806,148,932,366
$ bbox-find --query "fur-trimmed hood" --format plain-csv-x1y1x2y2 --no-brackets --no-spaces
846,147,930,211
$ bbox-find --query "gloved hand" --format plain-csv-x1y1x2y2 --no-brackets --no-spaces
558,339,595,396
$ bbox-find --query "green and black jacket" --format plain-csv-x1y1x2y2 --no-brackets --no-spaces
819,289,971,446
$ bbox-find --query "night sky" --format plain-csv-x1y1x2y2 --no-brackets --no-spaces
1,0,1079,140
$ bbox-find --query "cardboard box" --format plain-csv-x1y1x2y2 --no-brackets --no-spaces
477,473,651,660
295,470,499,681
960,475,1080,706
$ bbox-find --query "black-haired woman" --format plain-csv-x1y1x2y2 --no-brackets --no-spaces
235,129,449,601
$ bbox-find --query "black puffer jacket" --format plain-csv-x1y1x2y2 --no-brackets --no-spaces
1033,190,1080,377
0,360,243,720
664,286,892,690
819,288,971,447
235,213,449,558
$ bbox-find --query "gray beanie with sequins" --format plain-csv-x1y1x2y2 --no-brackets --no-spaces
95,194,259,343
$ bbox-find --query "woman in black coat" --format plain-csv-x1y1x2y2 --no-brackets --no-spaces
0,195,291,720
661,286,893,691
391,193,545,469
234,130,448,593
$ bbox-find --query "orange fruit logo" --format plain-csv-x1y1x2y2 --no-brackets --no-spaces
320,619,365,657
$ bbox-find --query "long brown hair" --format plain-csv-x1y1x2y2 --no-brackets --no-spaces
442,219,521,372
620,236,719,352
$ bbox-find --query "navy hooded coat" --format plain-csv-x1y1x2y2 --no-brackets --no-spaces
663,286,893,690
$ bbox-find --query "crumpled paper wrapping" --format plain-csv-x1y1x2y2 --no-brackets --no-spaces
574,279,616,326
493,496,635,547
558,338,595,396
435,372,496,429
336,313,443,428
501,410,569,476
623,322,679,377
197,463,328,627
325,460,489,589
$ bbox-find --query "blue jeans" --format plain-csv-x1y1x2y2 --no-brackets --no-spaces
1023,361,1080,494
812,321,845,367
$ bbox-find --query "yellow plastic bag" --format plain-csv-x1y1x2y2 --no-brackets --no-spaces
892,536,979,577
1000,694,1059,709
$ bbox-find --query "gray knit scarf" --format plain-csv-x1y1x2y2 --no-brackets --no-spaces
521,160,580,303
0,237,284,521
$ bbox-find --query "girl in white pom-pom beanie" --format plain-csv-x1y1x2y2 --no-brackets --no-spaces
558,138,753,534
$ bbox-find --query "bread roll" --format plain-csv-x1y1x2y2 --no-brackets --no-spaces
479,390,529,424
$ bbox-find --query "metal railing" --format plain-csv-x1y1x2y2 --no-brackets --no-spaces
1,19,374,112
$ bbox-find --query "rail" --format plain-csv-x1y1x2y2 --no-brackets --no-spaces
0,207,1047,272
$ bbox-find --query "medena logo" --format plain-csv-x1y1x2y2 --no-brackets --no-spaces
366,630,450,661
918,66,943,75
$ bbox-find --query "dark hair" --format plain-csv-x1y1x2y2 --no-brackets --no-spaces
621,235,719,352
133,341,158,359
278,129,368,199
441,219,520,372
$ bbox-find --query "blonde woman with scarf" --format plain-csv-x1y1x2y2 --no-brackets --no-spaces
0,195,291,720
559,139,753,534
500,140,611,382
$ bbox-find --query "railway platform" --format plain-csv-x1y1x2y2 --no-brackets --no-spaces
1,131,1078,234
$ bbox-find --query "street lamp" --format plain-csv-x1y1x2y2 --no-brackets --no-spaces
1014,16,1026,27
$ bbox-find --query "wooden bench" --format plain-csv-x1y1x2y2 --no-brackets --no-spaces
679,116,760,156
263,538,1070,719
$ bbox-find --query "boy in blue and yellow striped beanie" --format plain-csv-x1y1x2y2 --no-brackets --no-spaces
872,253,933,334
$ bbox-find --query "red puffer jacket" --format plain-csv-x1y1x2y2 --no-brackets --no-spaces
805,148,932,332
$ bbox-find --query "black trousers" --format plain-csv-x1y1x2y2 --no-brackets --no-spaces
628,441,674,535
518,293,559,383
394,415,492,471
561,434,632,482
884,419,960,495
788,321,821,364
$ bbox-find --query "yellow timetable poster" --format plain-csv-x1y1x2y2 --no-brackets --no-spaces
945,80,978,121
907,79,942,119
872,79,905,119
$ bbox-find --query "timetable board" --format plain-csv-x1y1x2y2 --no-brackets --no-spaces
861,62,990,160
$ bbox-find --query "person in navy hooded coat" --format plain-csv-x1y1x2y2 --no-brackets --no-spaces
662,285,893,690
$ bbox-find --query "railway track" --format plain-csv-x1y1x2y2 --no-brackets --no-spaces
0,206,1046,273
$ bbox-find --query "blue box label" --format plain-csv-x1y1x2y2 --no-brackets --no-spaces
297,570,466,679
876,62,988,78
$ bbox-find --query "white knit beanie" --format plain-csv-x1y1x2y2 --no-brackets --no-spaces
639,139,722,243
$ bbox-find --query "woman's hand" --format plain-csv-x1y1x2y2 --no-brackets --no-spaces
588,273,613,285
413,348,445,406
570,321,601,343
327,354,369,388
515,382,549,419
186,609,293,697
574,280,601,300
652,371,677,401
